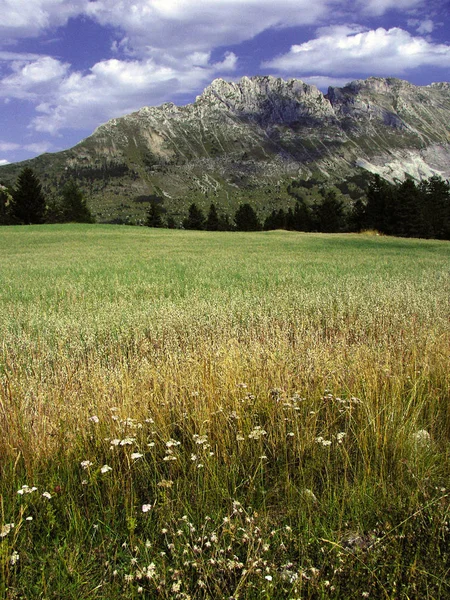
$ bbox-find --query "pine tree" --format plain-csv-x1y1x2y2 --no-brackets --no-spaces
61,180,94,223
0,187,12,225
12,167,46,224
183,203,205,230
206,203,220,231
293,199,311,231
146,200,164,227
420,176,450,239
234,203,261,231
396,179,422,237
166,215,176,229
313,191,344,233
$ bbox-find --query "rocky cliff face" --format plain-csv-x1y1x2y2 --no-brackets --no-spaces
1,75,449,223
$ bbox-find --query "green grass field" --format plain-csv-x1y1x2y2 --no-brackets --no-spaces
0,225,449,599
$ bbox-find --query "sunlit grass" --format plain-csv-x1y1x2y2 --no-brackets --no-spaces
0,225,449,599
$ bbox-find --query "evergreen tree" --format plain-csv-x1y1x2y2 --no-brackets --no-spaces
166,215,176,229
183,203,205,230
61,180,94,223
395,178,422,237
420,176,450,240
285,207,296,230
12,167,46,224
218,212,232,231
234,203,261,231
146,200,164,227
313,190,344,233
0,187,12,225
349,198,367,232
205,203,220,231
264,208,287,230
293,199,311,231
365,174,397,234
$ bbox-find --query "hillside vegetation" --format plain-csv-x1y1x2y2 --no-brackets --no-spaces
0,225,449,599
0,76,449,223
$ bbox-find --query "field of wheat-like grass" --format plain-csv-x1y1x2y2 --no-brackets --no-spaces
0,224,449,599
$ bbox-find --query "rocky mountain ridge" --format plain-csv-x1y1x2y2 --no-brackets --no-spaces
1,75,449,223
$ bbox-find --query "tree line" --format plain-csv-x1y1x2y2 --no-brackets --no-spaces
2,167,449,239
0,167,94,225
147,175,450,239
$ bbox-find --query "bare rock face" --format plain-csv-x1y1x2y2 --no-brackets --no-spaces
196,76,335,124
0,75,449,222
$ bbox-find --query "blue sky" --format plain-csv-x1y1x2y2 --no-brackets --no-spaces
1,0,449,165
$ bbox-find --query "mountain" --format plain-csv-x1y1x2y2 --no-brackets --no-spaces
1,76,449,224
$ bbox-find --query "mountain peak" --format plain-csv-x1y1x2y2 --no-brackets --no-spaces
0,75,449,224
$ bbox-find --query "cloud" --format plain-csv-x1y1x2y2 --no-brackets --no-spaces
263,26,450,77
0,56,70,100
0,141,20,151
0,140,53,154
0,159,10,165
407,19,435,35
29,51,238,133
0,0,89,39
359,0,424,17
300,75,353,90
85,0,329,56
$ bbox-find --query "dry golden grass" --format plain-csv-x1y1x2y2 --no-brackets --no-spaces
0,225,449,599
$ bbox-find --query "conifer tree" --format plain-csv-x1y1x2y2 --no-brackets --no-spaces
0,187,12,225
313,191,344,233
293,199,311,231
206,203,220,231
12,167,46,224
146,200,164,227
61,180,94,223
234,203,261,231
420,176,450,239
183,203,205,230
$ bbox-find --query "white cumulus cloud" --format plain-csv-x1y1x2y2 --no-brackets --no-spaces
0,56,70,100
263,26,450,77
85,0,329,56
0,0,89,39
30,52,238,133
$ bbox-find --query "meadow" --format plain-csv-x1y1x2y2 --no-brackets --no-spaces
0,224,449,599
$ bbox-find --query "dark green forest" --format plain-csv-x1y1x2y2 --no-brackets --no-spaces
1,168,449,239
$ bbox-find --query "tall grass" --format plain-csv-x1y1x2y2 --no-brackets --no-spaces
0,225,449,599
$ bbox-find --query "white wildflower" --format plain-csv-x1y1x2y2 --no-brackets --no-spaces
248,426,267,440
142,504,152,513
89,415,99,423
10,551,19,565
42,491,52,499
413,429,431,447
110,439,121,446
166,439,181,448
120,437,136,446
163,454,177,461
101,465,112,473
17,485,38,495
193,434,208,445
1,523,14,538
265,575,273,581
131,453,144,460
80,460,93,469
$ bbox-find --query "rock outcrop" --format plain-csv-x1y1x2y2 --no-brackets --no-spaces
1,75,449,223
